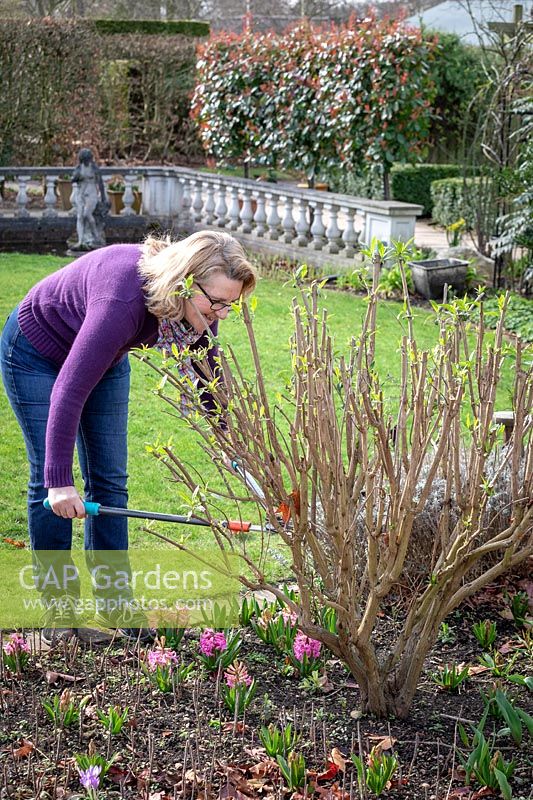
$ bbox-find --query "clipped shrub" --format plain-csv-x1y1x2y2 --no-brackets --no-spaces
193,16,437,193
391,163,461,216
94,19,209,37
0,18,102,165
0,17,204,166
431,176,480,227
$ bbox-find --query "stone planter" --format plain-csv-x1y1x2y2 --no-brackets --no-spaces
408,258,469,301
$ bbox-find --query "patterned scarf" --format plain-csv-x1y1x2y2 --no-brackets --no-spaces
155,318,202,386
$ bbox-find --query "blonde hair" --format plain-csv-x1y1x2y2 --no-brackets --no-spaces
138,230,258,320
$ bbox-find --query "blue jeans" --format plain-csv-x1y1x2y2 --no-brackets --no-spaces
1,308,130,551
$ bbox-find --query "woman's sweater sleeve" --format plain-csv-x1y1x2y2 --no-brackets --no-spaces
44,299,139,488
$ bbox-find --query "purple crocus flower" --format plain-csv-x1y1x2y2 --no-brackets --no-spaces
78,764,101,791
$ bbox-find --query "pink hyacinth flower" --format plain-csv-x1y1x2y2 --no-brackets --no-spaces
225,660,252,688
3,633,31,657
293,632,321,661
147,646,178,672
280,608,298,625
199,628,227,657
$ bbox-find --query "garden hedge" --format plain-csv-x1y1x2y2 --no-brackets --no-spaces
391,163,461,216
193,18,437,193
0,18,206,166
94,19,209,37
430,176,481,227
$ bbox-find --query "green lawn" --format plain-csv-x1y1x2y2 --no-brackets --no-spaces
0,253,516,575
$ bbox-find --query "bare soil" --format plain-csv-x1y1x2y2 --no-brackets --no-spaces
1,578,532,800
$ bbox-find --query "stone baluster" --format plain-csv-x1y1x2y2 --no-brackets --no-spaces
15,176,30,217
43,176,58,217
69,181,79,216
192,179,204,223
324,202,343,254
227,185,241,231
253,191,267,237
265,192,281,240
309,201,325,249
204,181,216,224
281,195,296,244
180,176,192,225
295,198,311,247
341,206,360,257
358,208,367,247
239,187,254,233
215,182,228,227
121,173,138,215
172,174,183,218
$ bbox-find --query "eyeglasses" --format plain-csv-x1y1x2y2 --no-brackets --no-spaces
195,284,235,312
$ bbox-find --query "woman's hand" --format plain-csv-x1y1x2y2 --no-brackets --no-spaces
47,486,86,519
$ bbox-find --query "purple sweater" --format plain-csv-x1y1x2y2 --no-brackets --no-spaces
18,244,217,489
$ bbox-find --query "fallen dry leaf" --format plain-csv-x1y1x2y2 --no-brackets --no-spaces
45,670,84,684
316,762,339,782
330,748,346,772
498,639,519,654
107,765,134,785
315,783,350,799
248,759,278,779
446,788,473,799
367,734,397,753
222,721,248,734
499,608,515,621
2,537,26,548
467,664,489,676
389,777,409,789
243,746,267,759
13,740,35,760
185,768,204,786
218,785,251,800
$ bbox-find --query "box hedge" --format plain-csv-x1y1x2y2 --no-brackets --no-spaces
430,177,477,227
391,163,461,216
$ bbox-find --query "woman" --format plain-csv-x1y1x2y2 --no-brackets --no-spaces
1,230,257,641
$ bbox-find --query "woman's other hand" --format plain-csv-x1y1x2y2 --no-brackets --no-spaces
47,487,86,519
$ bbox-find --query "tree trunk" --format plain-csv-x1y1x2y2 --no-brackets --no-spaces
358,669,421,720
382,169,391,200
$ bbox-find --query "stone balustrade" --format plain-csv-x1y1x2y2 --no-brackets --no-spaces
0,166,423,260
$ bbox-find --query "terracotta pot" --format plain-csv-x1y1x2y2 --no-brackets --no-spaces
107,189,124,215
132,190,142,214
297,182,329,191
107,189,142,215
56,179,72,211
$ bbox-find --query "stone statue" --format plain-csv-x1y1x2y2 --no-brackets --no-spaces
71,148,109,251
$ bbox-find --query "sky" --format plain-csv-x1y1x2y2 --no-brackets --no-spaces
405,0,533,43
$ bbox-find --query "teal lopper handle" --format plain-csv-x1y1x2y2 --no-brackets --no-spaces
43,498,101,516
